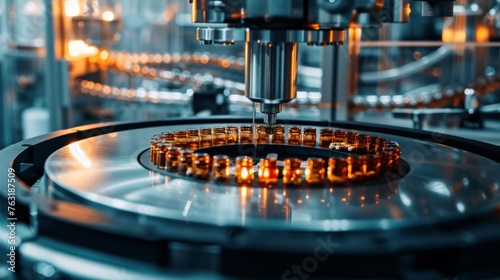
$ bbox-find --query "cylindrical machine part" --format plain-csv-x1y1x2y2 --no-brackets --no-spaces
245,41,298,127
420,0,455,17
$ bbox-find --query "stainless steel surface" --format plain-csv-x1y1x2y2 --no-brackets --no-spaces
246,41,298,130
196,28,346,46
44,122,500,232
420,0,456,17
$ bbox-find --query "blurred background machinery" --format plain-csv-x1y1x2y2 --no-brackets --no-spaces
1,0,499,149
0,1,500,279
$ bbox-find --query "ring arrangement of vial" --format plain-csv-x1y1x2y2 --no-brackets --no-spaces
148,125,402,187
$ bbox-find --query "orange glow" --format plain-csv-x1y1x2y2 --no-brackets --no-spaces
163,54,171,64
154,54,163,64
140,53,149,64
263,169,269,178
102,85,111,94
102,11,115,22
69,142,91,168
241,168,249,179
200,54,209,64
258,158,279,185
100,50,109,60
221,59,231,68
132,64,141,74
236,156,254,185
476,25,490,42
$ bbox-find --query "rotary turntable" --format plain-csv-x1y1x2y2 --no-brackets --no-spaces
1,118,499,279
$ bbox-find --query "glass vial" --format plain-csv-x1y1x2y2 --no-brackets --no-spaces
327,157,349,185
287,126,302,145
174,130,187,149
386,146,401,173
356,134,371,154
305,158,325,185
213,127,226,146
333,130,347,144
235,156,254,185
156,142,170,169
161,132,175,145
150,135,160,162
366,153,382,178
303,127,317,147
226,126,239,144
199,128,213,148
258,158,279,186
166,147,182,172
212,155,230,182
272,125,285,144
178,150,194,176
256,125,270,144
240,125,253,144
193,153,211,180
319,128,333,147
346,131,359,145
186,129,200,150
283,158,303,186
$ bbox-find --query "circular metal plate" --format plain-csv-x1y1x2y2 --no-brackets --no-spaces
43,122,500,232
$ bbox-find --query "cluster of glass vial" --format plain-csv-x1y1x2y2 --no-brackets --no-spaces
149,125,402,186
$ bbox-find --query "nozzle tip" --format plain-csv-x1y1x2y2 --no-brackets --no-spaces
264,125,275,135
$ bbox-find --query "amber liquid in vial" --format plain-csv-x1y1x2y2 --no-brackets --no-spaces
272,125,285,144
162,132,175,145
213,127,226,146
256,125,270,144
356,134,371,154
283,158,303,186
333,130,347,144
152,141,163,166
319,128,333,147
235,156,254,185
178,150,194,176
366,153,382,178
193,153,211,180
166,147,182,172
156,142,170,169
303,127,317,147
386,146,401,173
346,155,364,181
346,131,359,145
258,158,279,186
173,130,187,149
287,126,302,145
370,137,382,153
186,129,199,150
305,158,325,185
240,125,253,144
226,126,239,144
150,135,160,162
327,157,348,185
212,155,230,182
199,128,213,148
